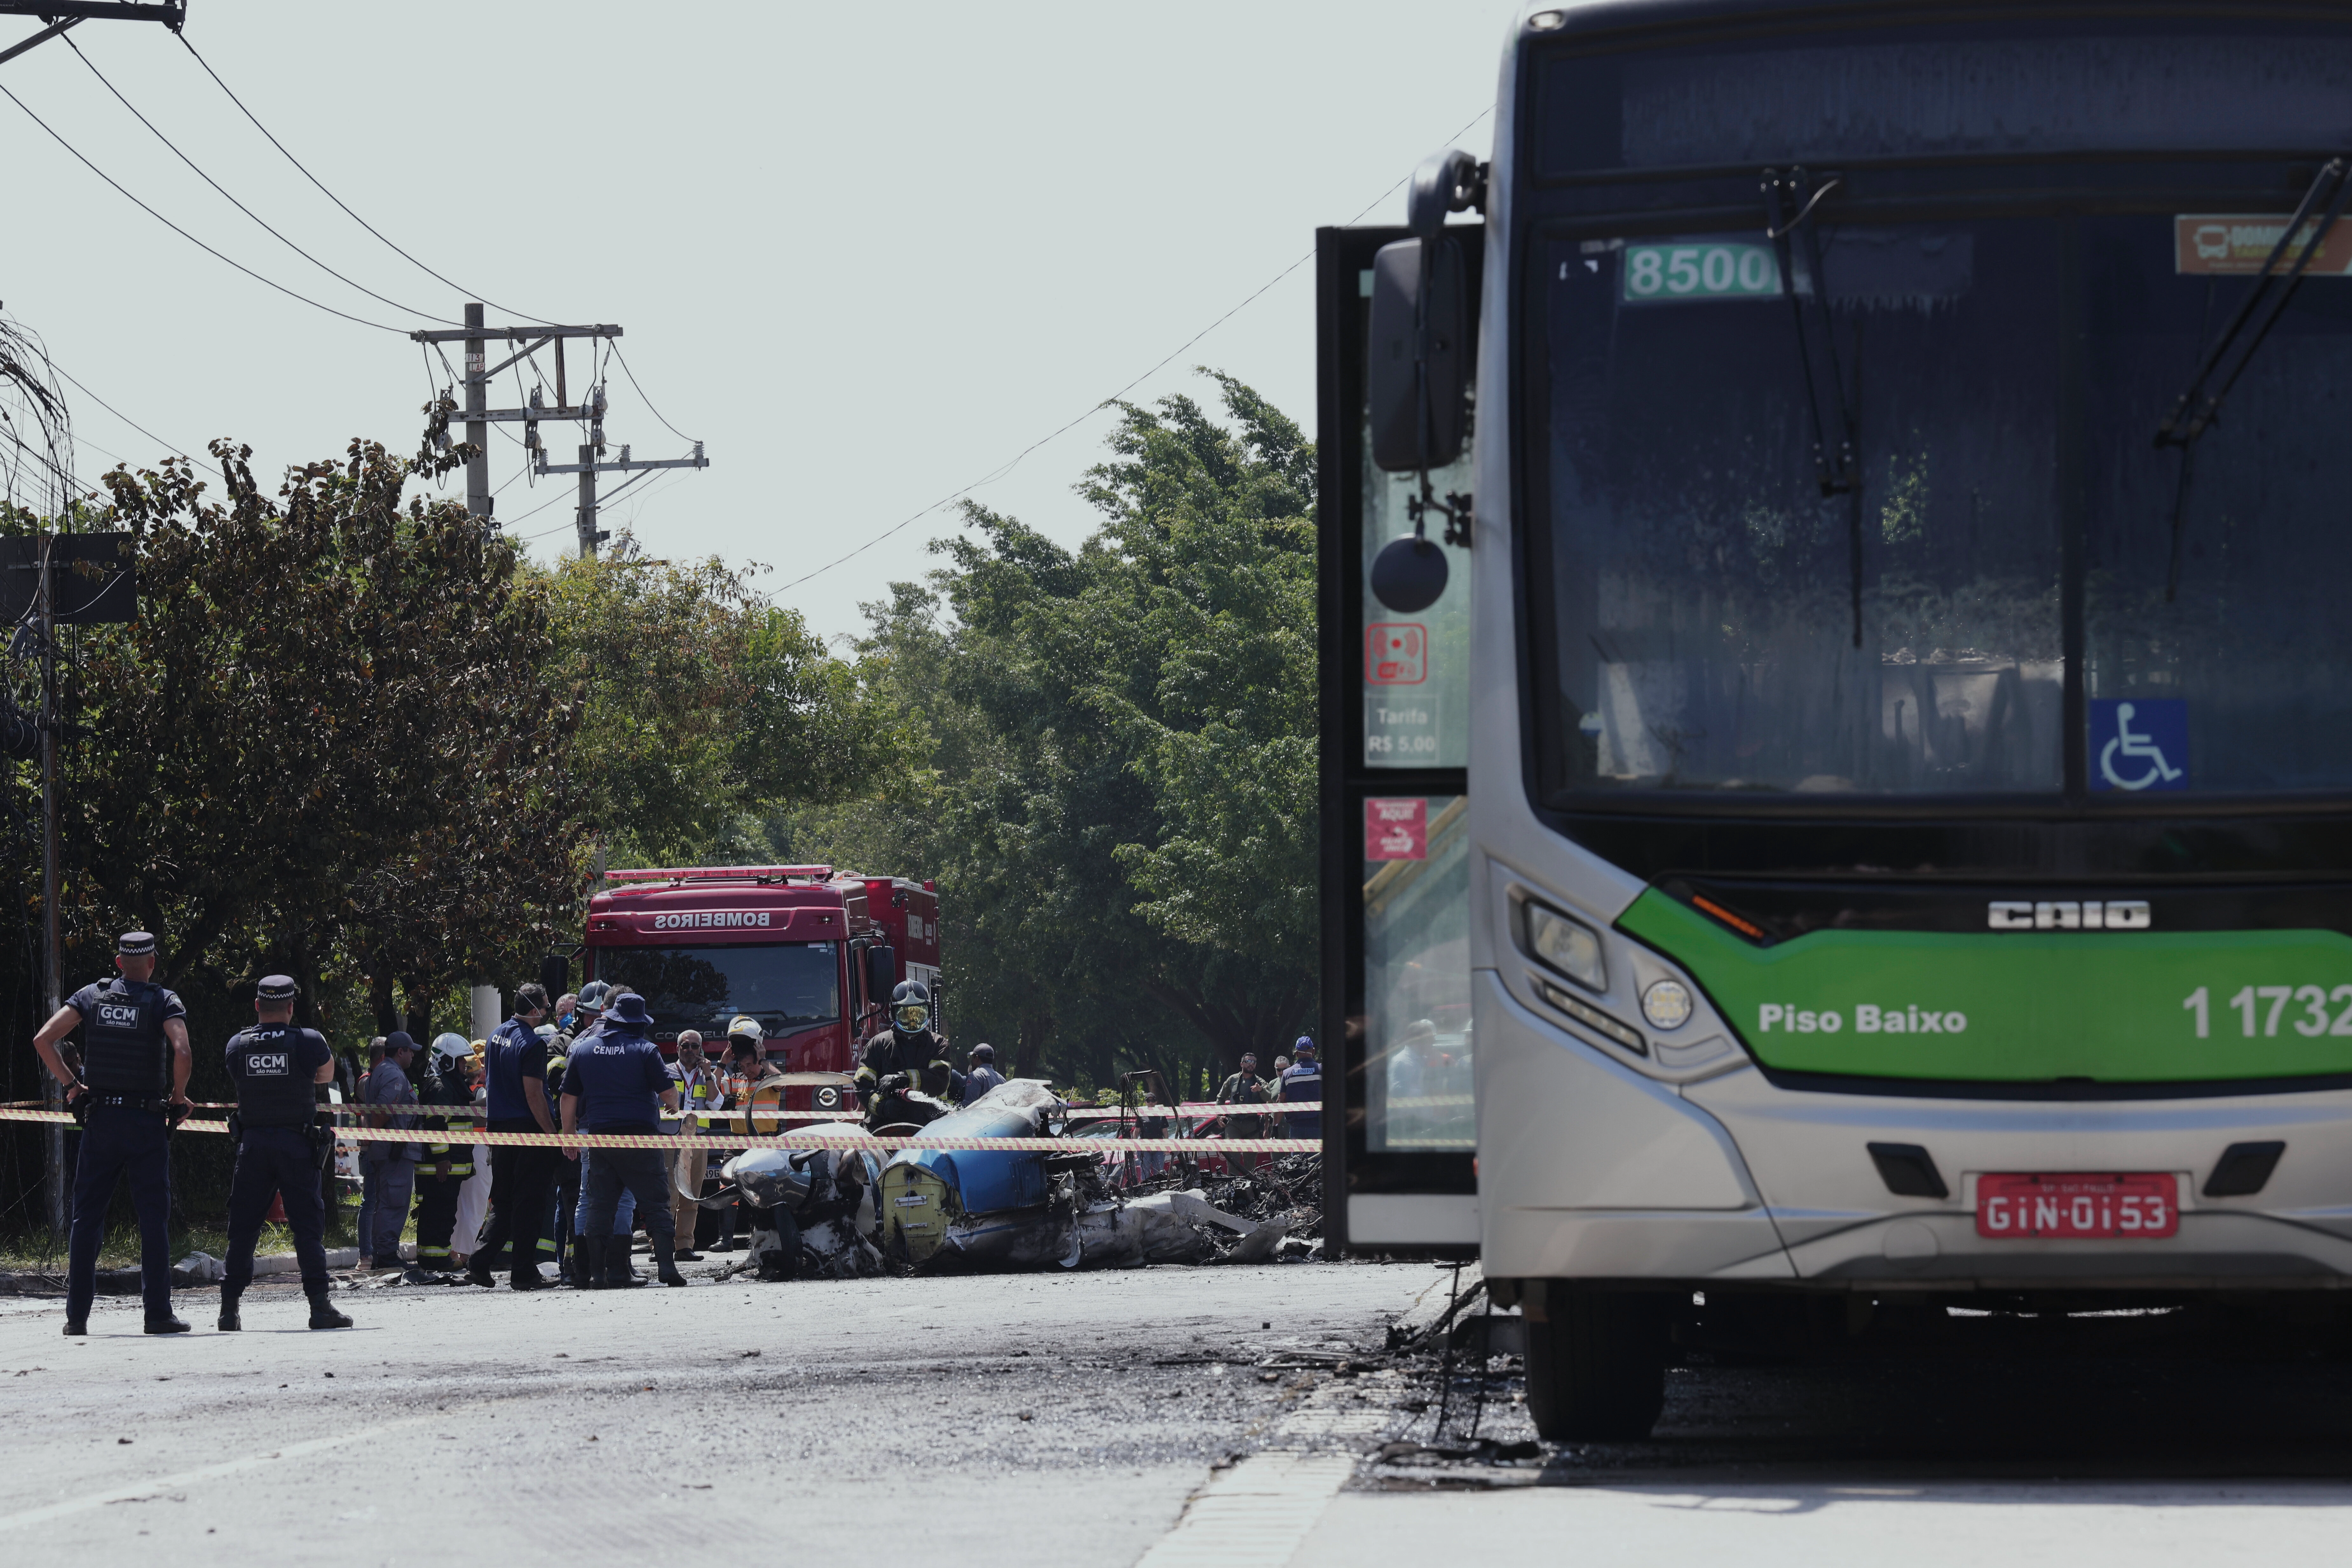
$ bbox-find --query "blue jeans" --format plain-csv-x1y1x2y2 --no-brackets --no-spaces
65,1103,174,1322
575,1157,637,1235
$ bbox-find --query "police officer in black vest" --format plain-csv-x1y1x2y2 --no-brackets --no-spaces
30,931,194,1336
219,975,353,1332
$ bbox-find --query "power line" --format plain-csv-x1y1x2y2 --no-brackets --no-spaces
607,341,694,444
0,80,406,335
767,105,1496,600
45,360,219,478
63,32,458,327
174,32,559,329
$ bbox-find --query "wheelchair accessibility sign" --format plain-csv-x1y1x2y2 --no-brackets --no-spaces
2090,699,2188,792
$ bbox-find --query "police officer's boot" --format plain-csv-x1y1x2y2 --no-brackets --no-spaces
143,1312,191,1334
606,1236,646,1288
217,1291,242,1332
578,1236,608,1291
307,1289,353,1330
653,1234,688,1287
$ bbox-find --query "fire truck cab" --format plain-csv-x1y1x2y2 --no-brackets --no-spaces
581,865,941,1115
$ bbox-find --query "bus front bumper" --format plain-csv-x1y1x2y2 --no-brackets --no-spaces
1478,971,2352,1289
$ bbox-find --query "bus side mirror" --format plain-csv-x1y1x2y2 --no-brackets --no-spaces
865,945,896,1003
1367,235,1468,473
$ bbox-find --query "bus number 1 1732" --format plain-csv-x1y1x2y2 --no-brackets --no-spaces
2182,985,2352,1038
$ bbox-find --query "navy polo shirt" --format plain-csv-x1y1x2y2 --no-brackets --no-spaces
562,1025,670,1135
484,1017,549,1123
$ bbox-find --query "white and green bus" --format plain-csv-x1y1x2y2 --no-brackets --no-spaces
1319,0,2352,1438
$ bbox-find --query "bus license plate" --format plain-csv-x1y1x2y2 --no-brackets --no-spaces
1975,1173,2178,1239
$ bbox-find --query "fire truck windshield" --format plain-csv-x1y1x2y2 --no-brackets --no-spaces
595,942,840,1040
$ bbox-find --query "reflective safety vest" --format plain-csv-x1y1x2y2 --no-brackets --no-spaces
227,1024,319,1129
674,1067,723,1127
82,978,171,1096
724,1072,786,1135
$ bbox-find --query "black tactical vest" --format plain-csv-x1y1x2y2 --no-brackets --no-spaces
80,979,170,1095
228,1025,317,1128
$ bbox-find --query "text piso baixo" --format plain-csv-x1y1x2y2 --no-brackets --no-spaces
1757,1003,1967,1034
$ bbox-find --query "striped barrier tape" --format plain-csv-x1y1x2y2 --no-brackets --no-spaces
0,1104,1322,1155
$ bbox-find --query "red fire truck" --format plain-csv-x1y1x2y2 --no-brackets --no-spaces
579,865,941,1115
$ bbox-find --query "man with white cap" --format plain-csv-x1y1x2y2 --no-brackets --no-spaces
31,930,194,1335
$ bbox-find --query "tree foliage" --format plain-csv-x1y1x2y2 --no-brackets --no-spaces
75,439,577,1023
787,372,1318,1090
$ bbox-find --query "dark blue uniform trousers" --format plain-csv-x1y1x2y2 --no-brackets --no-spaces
225,1127,330,1295
578,1148,676,1245
66,1103,174,1323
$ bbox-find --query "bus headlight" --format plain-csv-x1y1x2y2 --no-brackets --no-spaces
1523,901,1605,992
1641,979,1693,1031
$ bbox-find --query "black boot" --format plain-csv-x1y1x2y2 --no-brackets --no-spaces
654,1235,687,1287
579,1236,608,1290
307,1291,352,1330
463,1258,497,1288
144,1312,192,1334
605,1236,646,1288
217,1292,242,1332
62,1318,85,1336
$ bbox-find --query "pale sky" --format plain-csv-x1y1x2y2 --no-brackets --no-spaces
0,2,1507,644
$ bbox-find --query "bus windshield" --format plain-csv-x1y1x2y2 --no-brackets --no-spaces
593,942,840,1039
1533,206,2352,799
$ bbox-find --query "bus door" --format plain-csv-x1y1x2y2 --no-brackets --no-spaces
1318,222,1482,1256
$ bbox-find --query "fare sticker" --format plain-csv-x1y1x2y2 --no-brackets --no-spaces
1365,798,1428,862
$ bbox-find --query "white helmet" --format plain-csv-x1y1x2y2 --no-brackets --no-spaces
429,1031,471,1063
726,1014,764,1045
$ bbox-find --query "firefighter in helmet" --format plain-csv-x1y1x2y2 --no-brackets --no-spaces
855,980,952,1128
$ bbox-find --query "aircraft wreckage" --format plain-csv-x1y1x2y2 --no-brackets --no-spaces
698,1080,1303,1279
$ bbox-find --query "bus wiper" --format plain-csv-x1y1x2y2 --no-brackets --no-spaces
2156,156,2352,599
1764,168,1865,646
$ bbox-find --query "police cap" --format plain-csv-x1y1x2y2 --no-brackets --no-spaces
116,931,156,957
256,974,299,1001
384,1030,418,1055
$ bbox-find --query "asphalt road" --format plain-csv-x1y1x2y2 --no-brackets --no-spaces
1331,1306,2352,1568
11,1269,2352,1567
0,1258,1438,1567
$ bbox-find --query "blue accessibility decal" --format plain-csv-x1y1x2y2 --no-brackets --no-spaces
2089,699,2188,792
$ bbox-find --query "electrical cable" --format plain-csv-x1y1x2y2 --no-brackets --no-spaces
173,32,560,327
48,361,221,477
607,341,695,444
62,33,459,327
766,105,1496,599
0,81,405,334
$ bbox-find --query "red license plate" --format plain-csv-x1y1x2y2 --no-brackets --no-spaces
1975,1173,2178,1239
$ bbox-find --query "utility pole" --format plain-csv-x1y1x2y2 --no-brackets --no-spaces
409,314,637,539
539,437,709,559
463,303,488,522
36,533,62,1239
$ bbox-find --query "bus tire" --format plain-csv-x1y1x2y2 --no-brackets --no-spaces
1523,1288,1668,1442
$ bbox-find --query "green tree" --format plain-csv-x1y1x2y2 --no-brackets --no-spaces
72,439,581,1031
535,540,913,871
789,372,1318,1091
